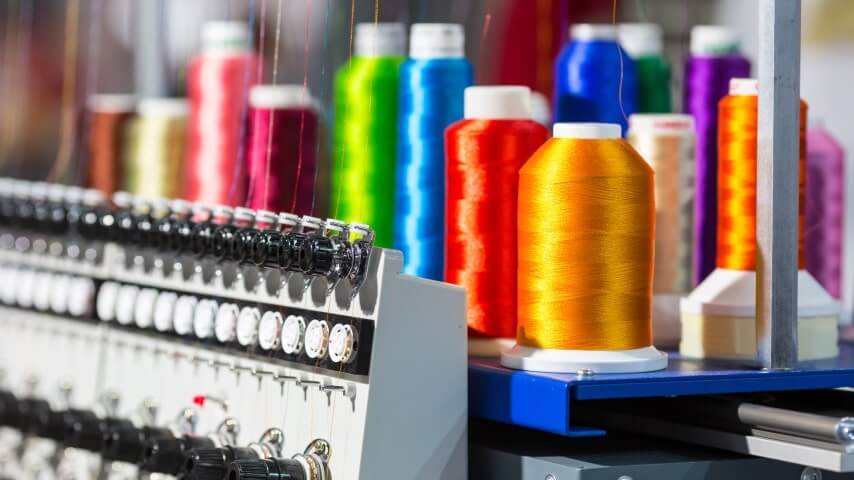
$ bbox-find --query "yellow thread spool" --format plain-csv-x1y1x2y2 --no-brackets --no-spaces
123,98,188,199
502,122,667,374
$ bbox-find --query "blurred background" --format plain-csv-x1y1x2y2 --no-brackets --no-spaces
0,0,852,297
1,0,852,178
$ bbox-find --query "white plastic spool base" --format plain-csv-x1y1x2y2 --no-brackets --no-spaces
468,337,515,358
680,268,840,361
501,345,667,374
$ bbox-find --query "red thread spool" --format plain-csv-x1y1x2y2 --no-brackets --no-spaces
185,21,259,206
445,86,548,355
245,85,319,215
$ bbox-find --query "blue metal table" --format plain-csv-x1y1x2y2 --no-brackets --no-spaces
469,342,854,437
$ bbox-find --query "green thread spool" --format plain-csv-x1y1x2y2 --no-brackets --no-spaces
619,23,672,113
123,98,188,199
330,23,405,247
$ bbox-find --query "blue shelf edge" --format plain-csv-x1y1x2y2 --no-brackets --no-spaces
469,343,854,437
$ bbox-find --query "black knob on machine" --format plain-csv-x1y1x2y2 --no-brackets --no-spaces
183,446,260,480
134,213,156,248
191,221,217,258
250,231,285,268
114,210,138,245
226,458,308,480
11,398,51,435
78,206,105,240
33,200,53,234
142,434,215,474
281,232,310,272
31,405,69,441
298,236,337,276
0,391,19,427
49,204,71,236
63,410,105,451
154,216,178,251
15,199,35,231
233,227,261,263
102,421,173,464
211,225,238,260
0,197,15,227
170,218,195,253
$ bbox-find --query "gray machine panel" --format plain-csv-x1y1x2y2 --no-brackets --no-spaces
470,420,854,480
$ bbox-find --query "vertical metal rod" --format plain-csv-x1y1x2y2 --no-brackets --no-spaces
756,0,801,369
134,0,168,97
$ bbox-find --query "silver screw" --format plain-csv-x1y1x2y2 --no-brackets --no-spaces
545,475,556,480
801,467,822,480
576,368,594,378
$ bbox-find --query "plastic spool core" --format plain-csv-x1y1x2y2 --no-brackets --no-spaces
464,86,532,120
690,25,741,56
729,78,759,96
96,282,120,322
570,24,618,41
87,94,136,113
138,98,189,118
628,114,695,134
552,122,621,139
202,21,251,53
409,23,465,59
354,22,406,57
249,85,314,109
618,23,663,57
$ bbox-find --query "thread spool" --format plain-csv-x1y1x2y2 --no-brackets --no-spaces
684,26,751,285
805,123,845,300
502,122,666,373
618,23,671,113
680,78,839,361
628,114,695,347
245,85,318,216
394,23,473,280
553,24,637,134
123,98,188,199
445,86,548,357
330,23,405,248
185,21,259,206
86,94,136,195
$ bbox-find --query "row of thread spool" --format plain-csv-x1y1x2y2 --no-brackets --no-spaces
75,17,848,374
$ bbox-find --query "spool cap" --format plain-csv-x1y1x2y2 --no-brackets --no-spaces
729,78,758,96
464,86,532,120
249,85,313,109
553,122,621,139
87,94,136,113
138,98,189,118
628,114,694,134
202,21,251,52
410,23,465,59
570,24,618,41
354,22,406,57
618,23,663,57
690,25,741,56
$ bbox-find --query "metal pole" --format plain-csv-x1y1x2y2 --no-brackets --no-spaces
756,0,801,369
134,0,168,97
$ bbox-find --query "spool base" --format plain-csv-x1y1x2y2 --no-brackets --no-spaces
680,268,840,360
500,345,667,374
652,293,682,349
468,337,515,358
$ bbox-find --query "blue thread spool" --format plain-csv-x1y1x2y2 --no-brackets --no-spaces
553,24,637,134
394,23,473,280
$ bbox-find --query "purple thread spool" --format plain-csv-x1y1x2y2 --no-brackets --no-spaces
683,26,750,286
